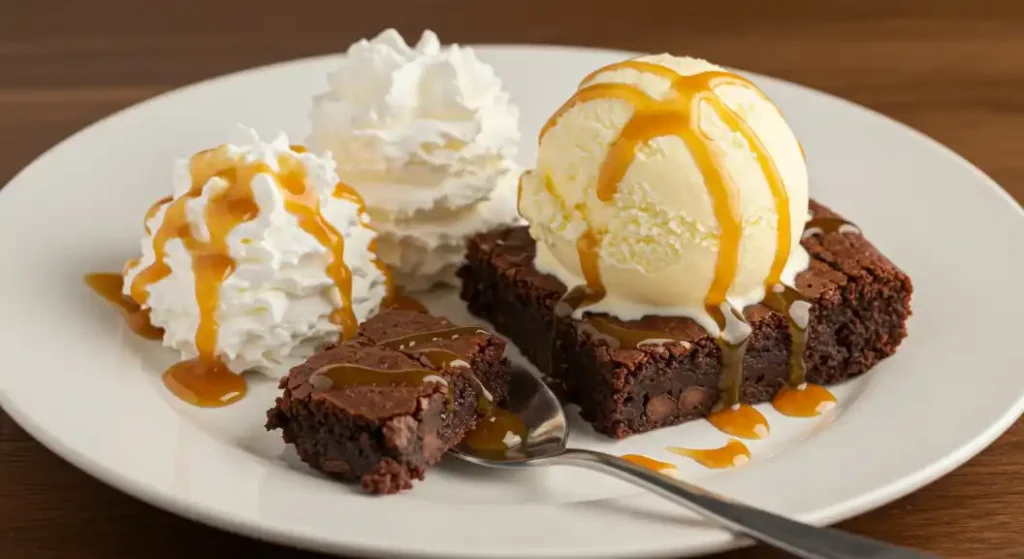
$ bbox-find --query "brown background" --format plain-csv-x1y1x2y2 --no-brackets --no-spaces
2,1,1023,557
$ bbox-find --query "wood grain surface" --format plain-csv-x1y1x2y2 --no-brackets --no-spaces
2,1,1023,557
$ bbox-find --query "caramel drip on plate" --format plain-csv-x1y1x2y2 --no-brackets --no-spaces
773,383,836,418
109,144,366,407
668,438,751,469
703,302,768,439
84,273,164,340
621,454,677,474
707,403,770,440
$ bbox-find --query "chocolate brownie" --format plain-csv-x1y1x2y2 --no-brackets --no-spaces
458,200,912,438
265,310,509,494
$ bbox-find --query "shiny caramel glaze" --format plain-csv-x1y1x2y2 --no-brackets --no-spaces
377,325,525,451
707,404,770,440
308,361,450,409
761,283,812,386
621,454,677,473
773,383,836,417
462,405,528,451
84,273,164,340
668,438,751,469
379,325,490,351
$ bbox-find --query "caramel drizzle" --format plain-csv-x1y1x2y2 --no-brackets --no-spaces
560,286,688,350
120,144,369,407
379,325,491,350
84,273,164,340
378,326,528,451
773,383,836,418
668,438,751,469
761,283,812,386
310,363,446,393
621,454,677,473
463,405,528,451
540,60,791,313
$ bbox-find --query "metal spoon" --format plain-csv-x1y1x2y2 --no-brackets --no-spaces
451,367,938,559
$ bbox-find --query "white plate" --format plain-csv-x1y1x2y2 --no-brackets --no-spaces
1,44,1023,559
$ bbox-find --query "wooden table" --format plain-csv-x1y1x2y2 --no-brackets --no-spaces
2,1,1023,557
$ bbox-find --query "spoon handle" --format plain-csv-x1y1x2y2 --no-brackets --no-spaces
550,448,938,559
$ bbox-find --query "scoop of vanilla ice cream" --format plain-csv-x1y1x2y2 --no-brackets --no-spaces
519,55,809,334
309,29,522,288
123,128,388,375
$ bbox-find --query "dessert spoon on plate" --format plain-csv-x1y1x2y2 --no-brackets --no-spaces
450,367,938,559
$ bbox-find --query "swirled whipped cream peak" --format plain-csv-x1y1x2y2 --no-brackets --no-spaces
309,29,522,289
122,126,388,375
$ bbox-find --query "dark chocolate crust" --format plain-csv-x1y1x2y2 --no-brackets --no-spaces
458,200,913,438
266,310,508,494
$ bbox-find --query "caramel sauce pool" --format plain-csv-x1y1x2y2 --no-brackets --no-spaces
668,438,751,469
463,406,528,451
621,454,677,474
707,404,770,440
773,383,836,417
163,358,246,407
383,292,428,313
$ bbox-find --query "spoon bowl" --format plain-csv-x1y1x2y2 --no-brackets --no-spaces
453,366,568,465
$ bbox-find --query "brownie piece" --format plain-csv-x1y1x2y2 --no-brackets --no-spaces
265,309,509,494
458,200,912,438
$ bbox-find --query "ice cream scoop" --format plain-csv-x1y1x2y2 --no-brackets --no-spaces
123,128,388,381
309,29,521,289
517,54,809,336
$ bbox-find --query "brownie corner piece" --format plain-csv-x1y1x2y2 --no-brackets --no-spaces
265,309,510,494
458,201,913,438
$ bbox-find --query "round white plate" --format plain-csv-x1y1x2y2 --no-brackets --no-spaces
2,45,1023,559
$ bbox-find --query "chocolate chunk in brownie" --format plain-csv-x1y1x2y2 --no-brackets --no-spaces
265,309,509,494
458,200,912,438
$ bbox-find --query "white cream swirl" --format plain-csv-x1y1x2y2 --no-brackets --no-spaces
309,29,521,288
123,128,388,375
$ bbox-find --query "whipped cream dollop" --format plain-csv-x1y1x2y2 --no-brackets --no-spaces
309,29,522,289
123,128,388,375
